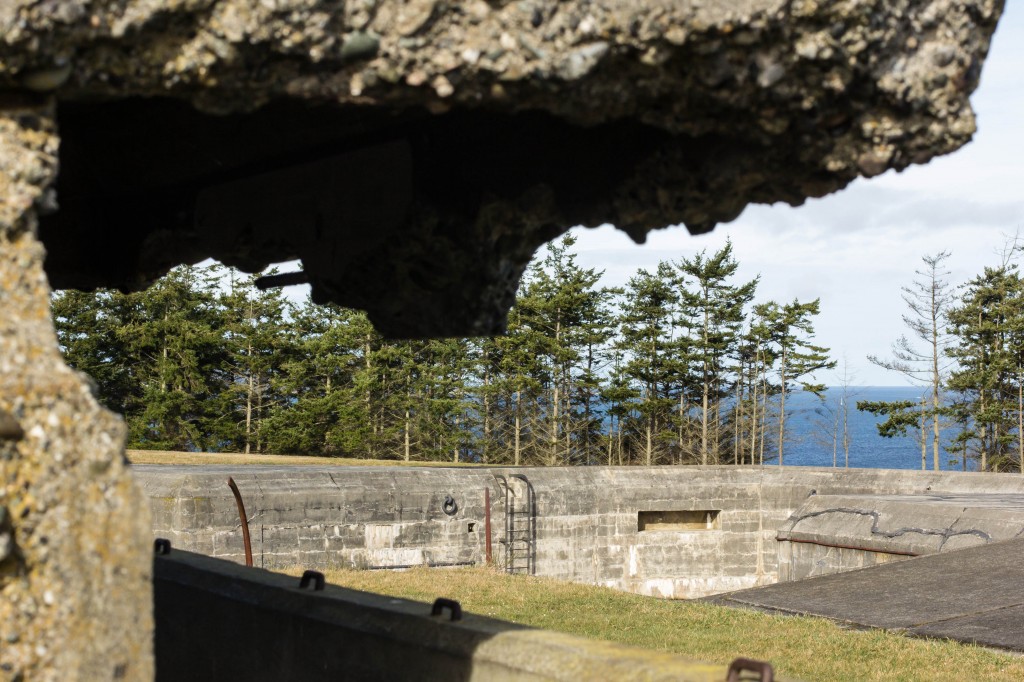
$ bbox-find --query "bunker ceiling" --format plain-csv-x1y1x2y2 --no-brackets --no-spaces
7,0,1003,337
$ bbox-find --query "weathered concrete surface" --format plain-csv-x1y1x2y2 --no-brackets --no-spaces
777,492,1024,580
710,537,1024,652
0,1,1011,677
0,0,1005,335
155,548,756,682
0,104,152,681
135,464,1024,600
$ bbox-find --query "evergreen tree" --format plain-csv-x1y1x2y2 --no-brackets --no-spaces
676,240,758,464
216,269,295,454
758,298,835,465
946,265,1024,471
122,264,227,450
52,288,138,415
866,252,954,470
618,262,682,465
261,300,373,456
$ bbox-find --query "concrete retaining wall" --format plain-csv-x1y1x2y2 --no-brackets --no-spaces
136,465,1024,598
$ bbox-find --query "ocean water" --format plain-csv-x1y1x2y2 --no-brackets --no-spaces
779,386,969,471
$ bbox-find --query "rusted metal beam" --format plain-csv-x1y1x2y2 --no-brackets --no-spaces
226,477,254,567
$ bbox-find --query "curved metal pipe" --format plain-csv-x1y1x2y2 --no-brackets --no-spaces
227,477,254,567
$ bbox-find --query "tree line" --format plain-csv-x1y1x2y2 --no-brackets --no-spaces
863,244,1024,473
52,235,837,465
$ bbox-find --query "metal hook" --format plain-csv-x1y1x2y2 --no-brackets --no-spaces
431,598,462,622
726,657,774,682
298,570,325,591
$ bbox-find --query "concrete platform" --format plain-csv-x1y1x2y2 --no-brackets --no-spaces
708,536,1024,651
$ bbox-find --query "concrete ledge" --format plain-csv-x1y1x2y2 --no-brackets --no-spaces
708,537,1024,653
153,548,763,681
778,493,1024,555
776,493,1024,581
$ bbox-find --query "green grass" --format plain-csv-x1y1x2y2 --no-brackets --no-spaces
126,449,481,467
309,566,1024,682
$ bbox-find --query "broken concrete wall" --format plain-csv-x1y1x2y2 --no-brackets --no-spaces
0,101,152,682
1,0,1007,336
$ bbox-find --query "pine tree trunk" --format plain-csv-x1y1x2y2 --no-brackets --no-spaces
160,310,169,395
832,406,839,468
749,356,759,466
1019,370,1023,474
550,315,561,466
607,417,614,466
701,367,709,466
777,347,787,466
733,380,742,465
452,414,460,463
585,343,595,466
980,389,987,472
563,367,571,466
843,395,851,468
404,407,411,462
646,415,653,467
514,389,521,466
931,280,942,471
614,419,622,466
920,398,927,471
255,377,264,454
364,334,373,458
759,372,768,466
550,382,559,466
712,399,721,464
678,389,685,465
245,340,253,455
482,363,490,465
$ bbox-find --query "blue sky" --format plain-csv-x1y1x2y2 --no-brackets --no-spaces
568,3,1024,387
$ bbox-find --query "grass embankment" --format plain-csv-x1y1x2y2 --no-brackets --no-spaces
306,566,1024,682
126,450,481,467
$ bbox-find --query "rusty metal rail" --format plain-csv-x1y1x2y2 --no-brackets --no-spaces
227,477,253,567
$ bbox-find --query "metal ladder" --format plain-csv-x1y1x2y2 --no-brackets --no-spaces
495,474,536,575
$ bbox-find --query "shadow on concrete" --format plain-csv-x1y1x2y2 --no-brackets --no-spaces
154,549,517,681
154,549,732,682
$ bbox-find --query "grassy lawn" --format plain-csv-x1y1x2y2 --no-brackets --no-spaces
308,566,1024,682
126,449,481,467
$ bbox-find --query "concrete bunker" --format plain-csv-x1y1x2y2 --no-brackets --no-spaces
0,0,1009,678
137,465,1024,600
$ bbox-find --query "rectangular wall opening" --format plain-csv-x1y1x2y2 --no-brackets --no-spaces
638,510,720,532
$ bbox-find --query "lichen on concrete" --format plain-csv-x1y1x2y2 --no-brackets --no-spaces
0,102,152,682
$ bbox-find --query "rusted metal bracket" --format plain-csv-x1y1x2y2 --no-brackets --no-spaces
226,477,253,567
727,657,774,682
